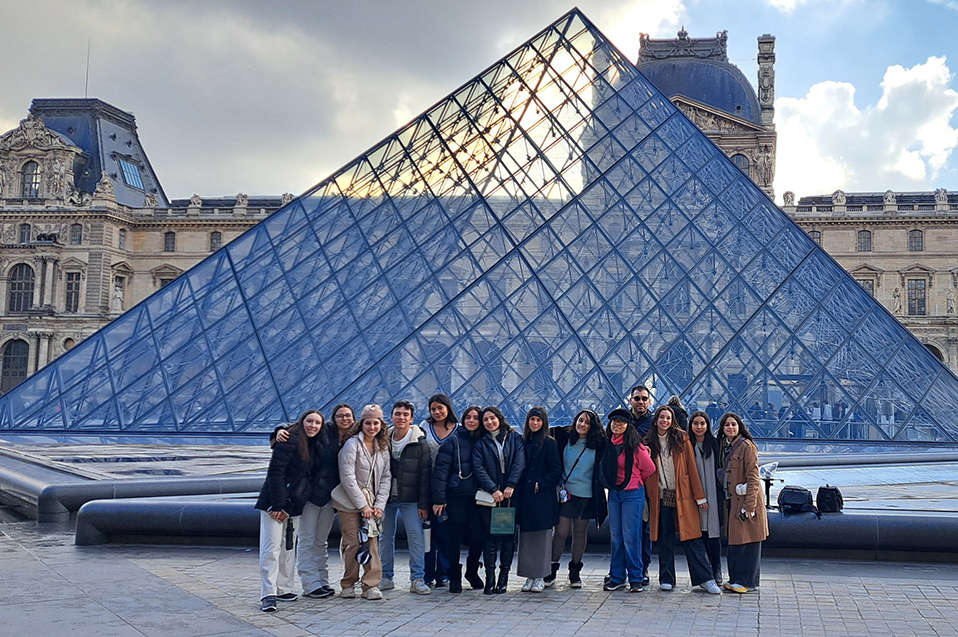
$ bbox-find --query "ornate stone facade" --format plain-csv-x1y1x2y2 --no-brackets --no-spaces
636,30,777,198
785,190,958,373
0,102,284,392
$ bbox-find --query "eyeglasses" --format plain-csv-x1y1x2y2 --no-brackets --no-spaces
335,413,352,420
630,396,650,402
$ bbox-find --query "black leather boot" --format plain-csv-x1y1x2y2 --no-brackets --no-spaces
544,561,560,587
449,565,463,594
484,568,497,595
465,553,484,590
569,560,583,588
495,568,509,594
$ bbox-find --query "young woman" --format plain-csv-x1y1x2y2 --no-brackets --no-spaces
516,407,562,593
472,406,526,594
275,403,354,598
336,404,391,600
548,409,608,588
668,395,689,430
599,408,655,593
717,412,768,594
432,405,484,593
421,394,459,588
645,406,721,595
687,410,724,585
254,410,323,612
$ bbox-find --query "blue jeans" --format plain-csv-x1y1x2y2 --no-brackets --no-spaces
608,487,646,585
380,502,426,582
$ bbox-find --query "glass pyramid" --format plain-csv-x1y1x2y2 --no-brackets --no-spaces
3,9,958,442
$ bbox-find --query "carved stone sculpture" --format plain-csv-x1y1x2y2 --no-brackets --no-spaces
280,192,294,206
936,188,948,204
189,193,203,207
0,114,68,152
94,172,114,199
948,288,956,315
831,190,846,206
783,191,795,206
884,190,896,205
892,286,903,314
235,193,248,207
143,192,158,208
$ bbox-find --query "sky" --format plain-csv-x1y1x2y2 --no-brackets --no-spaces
1,0,957,205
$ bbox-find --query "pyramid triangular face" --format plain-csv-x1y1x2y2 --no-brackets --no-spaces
3,9,958,442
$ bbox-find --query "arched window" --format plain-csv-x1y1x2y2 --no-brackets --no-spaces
163,231,176,252
857,230,872,252
8,264,35,314
70,223,83,245
1,339,29,393
908,229,923,251
21,161,40,198
808,230,822,245
210,231,222,251
732,154,750,174
18,223,30,244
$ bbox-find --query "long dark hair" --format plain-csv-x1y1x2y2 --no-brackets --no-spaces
426,393,459,428
717,411,754,446
480,406,511,437
644,405,688,461
687,410,719,460
568,409,605,449
288,409,322,462
461,405,484,440
523,406,552,445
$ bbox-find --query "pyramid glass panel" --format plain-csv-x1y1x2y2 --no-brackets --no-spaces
4,8,958,442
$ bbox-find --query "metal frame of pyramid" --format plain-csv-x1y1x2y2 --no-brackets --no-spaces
3,9,958,442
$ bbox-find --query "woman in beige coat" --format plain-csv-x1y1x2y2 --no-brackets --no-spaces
717,412,768,594
336,404,392,600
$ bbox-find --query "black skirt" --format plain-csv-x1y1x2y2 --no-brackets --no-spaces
559,494,595,520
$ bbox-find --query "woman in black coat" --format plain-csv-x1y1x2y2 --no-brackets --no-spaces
432,405,484,593
548,409,608,588
473,406,526,594
516,406,562,593
254,410,323,612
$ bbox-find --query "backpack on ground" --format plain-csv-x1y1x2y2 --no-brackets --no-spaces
777,485,821,518
816,484,844,513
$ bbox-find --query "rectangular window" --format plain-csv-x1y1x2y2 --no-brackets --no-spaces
65,272,81,313
907,279,926,316
18,224,30,244
857,230,872,252
118,158,145,189
909,230,923,252
70,224,83,245
159,278,174,288
163,232,175,252
210,231,222,251
856,278,874,296
118,228,127,250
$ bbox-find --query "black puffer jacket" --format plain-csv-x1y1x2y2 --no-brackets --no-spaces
308,427,340,507
554,426,608,526
389,425,432,510
255,434,317,516
473,427,525,494
432,427,478,505
516,435,562,532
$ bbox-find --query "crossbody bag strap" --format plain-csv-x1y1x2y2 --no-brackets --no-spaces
561,443,589,486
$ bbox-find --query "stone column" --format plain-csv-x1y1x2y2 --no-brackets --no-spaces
42,257,57,307
757,35,775,128
37,331,53,367
26,332,39,375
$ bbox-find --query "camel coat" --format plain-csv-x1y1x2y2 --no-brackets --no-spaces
647,438,707,543
723,438,769,546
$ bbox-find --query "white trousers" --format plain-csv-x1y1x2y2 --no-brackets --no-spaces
259,510,299,600
297,502,337,592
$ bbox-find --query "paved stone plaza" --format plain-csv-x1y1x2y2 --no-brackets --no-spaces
4,521,958,637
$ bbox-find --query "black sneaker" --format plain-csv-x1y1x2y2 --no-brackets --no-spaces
305,587,334,599
630,583,644,593
603,581,627,591
261,596,278,612
641,573,651,586
276,592,298,602
435,578,449,588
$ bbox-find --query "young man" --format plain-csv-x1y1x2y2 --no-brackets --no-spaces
379,400,433,595
628,385,654,586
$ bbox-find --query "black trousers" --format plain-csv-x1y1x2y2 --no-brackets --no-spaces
703,533,723,583
656,505,714,587
441,494,484,569
727,542,762,588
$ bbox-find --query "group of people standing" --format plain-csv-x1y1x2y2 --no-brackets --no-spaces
254,388,768,612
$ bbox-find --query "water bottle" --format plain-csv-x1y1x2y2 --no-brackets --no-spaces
422,519,432,554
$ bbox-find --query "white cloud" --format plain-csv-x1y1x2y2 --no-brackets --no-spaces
591,0,685,59
928,0,958,13
764,0,808,11
774,56,958,201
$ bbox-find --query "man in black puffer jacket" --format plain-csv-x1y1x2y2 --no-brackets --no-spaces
379,400,433,595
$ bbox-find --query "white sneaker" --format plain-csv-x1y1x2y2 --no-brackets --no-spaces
659,583,673,591
410,579,432,595
379,577,394,591
531,578,545,593
521,577,534,592
339,587,356,599
701,580,722,595
362,587,383,600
